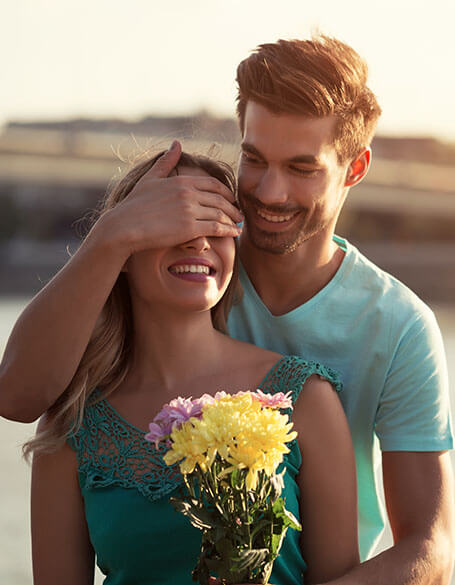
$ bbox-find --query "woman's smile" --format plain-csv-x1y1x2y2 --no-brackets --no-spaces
168,257,217,283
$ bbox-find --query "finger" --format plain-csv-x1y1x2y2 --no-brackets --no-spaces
193,201,243,227
194,220,242,239
196,192,244,223
180,175,238,203
148,140,182,178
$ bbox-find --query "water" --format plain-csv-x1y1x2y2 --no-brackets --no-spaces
1,298,454,584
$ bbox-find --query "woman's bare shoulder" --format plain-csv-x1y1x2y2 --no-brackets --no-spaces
223,335,282,366
299,373,339,400
34,414,78,470
293,374,350,446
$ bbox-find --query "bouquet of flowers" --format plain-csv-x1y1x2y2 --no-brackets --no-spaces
145,390,301,585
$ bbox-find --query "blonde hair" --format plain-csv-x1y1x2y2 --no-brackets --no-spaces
23,151,241,460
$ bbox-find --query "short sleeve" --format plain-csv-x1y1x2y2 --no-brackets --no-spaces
375,308,453,451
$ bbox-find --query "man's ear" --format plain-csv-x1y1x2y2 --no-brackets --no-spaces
345,148,371,187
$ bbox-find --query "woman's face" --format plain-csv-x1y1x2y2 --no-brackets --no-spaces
125,166,236,315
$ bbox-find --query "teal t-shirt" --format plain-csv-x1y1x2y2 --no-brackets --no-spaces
227,236,453,560
68,356,343,585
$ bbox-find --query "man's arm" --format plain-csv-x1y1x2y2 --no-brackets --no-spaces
0,142,243,422
316,451,454,585
317,303,455,585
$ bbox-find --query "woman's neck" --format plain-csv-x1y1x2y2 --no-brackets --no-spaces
126,301,227,392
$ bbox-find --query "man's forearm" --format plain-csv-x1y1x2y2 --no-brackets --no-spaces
0,229,126,423
317,533,454,585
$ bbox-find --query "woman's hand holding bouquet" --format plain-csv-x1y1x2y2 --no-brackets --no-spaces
145,390,301,585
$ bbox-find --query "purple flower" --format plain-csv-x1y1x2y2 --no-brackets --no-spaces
157,397,203,424
145,395,215,448
145,422,168,448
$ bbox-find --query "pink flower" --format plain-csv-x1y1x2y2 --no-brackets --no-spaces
197,393,217,408
214,390,248,401
213,390,230,401
253,389,293,410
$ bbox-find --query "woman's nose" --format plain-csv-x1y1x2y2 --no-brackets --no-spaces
181,236,211,252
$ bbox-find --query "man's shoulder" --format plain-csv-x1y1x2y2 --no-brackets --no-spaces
342,239,435,326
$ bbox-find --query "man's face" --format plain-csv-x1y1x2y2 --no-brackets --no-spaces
237,102,350,255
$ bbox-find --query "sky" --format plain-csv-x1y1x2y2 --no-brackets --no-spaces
2,0,455,141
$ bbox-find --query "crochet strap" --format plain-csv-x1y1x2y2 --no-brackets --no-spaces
260,355,343,405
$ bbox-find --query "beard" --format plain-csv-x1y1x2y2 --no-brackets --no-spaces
238,189,327,255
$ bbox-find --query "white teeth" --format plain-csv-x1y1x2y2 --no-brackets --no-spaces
170,264,211,274
257,209,295,223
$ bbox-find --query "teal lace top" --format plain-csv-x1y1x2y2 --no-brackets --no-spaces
67,355,342,585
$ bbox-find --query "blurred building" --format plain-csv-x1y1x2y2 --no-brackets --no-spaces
1,114,455,302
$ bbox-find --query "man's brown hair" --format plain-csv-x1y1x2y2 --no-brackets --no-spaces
236,35,382,162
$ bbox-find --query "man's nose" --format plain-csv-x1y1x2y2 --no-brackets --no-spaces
255,168,288,205
181,236,211,252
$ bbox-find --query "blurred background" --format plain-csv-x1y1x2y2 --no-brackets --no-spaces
1,0,454,583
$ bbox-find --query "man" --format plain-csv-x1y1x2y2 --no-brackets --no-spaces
227,38,455,583
1,35,454,584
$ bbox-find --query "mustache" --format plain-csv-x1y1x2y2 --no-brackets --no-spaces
239,190,302,215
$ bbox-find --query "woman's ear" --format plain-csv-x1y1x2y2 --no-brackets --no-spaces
345,148,371,187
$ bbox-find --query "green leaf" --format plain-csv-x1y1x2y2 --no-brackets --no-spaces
271,497,285,515
231,548,269,573
230,467,243,489
170,497,216,531
192,557,210,585
271,530,286,556
257,560,275,585
272,497,302,531
215,537,234,560
269,472,285,501
211,538,235,577
250,518,272,542
213,524,228,543
281,508,302,531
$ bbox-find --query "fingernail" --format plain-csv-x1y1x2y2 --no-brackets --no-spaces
169,140,178,151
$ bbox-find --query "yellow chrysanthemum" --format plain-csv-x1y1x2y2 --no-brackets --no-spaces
163,418,209,474
164,392,297,484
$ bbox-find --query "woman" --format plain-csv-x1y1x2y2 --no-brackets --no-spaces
22,149,357,585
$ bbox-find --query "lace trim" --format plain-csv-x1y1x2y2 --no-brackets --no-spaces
68,398,183,501
261,356,343,404
67,356,342,500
